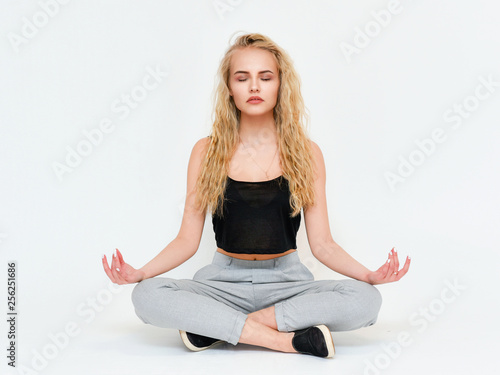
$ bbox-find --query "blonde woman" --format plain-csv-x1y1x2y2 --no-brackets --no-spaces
102,33,410,358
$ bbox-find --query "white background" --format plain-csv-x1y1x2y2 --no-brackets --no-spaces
1,0,499,374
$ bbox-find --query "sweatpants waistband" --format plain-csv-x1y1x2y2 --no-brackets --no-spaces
212,249,302,270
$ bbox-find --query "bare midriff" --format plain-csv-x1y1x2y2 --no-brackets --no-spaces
216,247,296,260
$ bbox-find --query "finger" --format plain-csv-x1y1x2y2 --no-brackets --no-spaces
115,248,125,265
395,256,411,281
115,249,137,283
113,250,131,284
114,249,124,270
110,250,117,270
387,250,397,278
396,257,411,281
388,250,399,278
102,255,117,283
392,248,400,271
110,251,123,282
381,256,392,279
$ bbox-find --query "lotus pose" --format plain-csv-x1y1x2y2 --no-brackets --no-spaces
102,32,410,358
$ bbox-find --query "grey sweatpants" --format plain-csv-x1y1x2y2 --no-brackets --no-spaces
131,251,382,345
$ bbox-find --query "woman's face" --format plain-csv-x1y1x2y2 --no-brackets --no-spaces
228,47,280,117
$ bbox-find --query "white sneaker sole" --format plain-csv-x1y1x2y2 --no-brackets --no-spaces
315,324,335,358
179,330,223,352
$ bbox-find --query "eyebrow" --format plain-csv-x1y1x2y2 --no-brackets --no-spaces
233,70,274,75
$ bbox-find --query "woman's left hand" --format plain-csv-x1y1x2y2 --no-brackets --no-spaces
366,248,411,285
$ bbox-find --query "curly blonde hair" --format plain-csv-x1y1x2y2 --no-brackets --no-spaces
195,32,316,218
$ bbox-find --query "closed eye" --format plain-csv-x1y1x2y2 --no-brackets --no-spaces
238,78,271,82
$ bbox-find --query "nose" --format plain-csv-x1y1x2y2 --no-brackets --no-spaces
250,77,260,92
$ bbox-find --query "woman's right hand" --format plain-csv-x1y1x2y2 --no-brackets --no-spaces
102,248,146,285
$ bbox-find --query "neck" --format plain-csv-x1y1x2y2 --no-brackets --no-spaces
238,112,277,145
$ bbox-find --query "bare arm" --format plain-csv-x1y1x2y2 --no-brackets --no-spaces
137,137,209,280
102,137,210,284
137,236,199,280
303,140,410,285
313,240,410,284
311,239,373,283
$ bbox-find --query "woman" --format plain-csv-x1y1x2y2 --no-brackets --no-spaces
102,32,410,359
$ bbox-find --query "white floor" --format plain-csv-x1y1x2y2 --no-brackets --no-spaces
4,271,498,375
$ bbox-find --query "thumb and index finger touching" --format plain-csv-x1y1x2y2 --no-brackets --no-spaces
102,248,128,285
382,248,411,282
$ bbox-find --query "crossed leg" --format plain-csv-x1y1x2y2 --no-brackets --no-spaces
132,276,382,353
239,278,383,353
239,306,296,353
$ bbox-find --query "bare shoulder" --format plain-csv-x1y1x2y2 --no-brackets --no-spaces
309,139,324,158
192,136,211,154
186,136,210,180
308,139,326,181
188,137,210,166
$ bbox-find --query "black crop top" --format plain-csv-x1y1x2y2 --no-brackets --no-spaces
212,175,301,254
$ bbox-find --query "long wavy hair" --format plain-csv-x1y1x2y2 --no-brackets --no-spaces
195,32,317,218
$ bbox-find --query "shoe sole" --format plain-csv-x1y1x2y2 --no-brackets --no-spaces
315,324,335,358
179,330,223,352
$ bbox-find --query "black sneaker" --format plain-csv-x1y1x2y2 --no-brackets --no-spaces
291,325,335,358
179,330,224,351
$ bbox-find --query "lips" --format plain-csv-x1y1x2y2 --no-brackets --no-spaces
247,96,263,103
